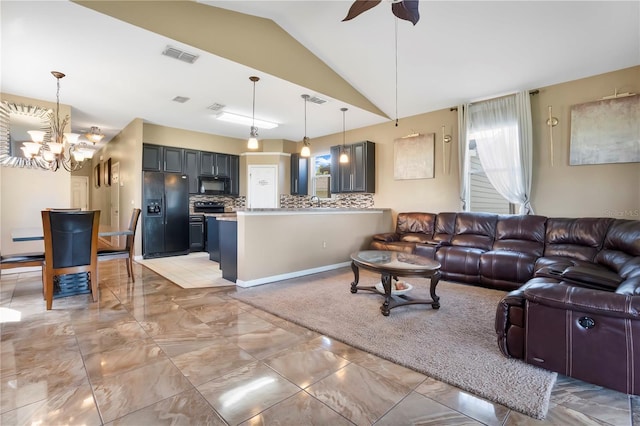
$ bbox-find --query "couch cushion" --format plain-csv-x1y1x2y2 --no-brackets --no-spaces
493,215,546,256
396,212,436,236
451,212,498,251
595,219,640,273
544,217,614,261
400,233,432,243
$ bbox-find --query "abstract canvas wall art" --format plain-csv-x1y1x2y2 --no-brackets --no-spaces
569,94,639,165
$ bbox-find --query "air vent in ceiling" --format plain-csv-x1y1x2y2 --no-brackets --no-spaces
307,95,327,105
207,103,226,111
172,96,190,103
162,46,199,64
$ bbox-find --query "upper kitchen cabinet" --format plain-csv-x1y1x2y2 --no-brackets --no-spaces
183,149,199,194
290,153,308,195
142,144,162,171
163,147,184,173
330,141,375,193
200,152,229,176
229,155,240,196
142,144,184,173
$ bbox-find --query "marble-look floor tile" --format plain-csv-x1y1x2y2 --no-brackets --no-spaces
74,319,150,355
1,357,89,414
188,301,245,324
92,359,194,423
232,324,307,359
376,391,481,425
631,395,640,425
504,402,612,425
550,375,630,426
208,311,277,338
138,308,215,339
415,377,510,426
169,337,256,386
107,388,226,425
264,340,350,388
341,349,427,389
1,382,101,426
306,363,411,425
197,361,300,425
241,390,353,426
83,338,166,381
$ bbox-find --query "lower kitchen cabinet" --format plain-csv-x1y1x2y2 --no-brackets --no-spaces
189,215,205,252
207,217,220,262
219,219,237,283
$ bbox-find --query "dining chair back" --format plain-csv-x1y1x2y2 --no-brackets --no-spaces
41,210,100,310
98,208,141,282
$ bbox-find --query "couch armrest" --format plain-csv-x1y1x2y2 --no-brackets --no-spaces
616,277,640,295
372,232,400,242
561,265,622,290
524,283,640,320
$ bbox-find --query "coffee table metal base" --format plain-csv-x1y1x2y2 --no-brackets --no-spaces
350,261,441,316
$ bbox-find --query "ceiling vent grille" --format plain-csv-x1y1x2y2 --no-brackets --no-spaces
308,95,327,105
162,46,199,64
207,103,226,111
172,96,190,103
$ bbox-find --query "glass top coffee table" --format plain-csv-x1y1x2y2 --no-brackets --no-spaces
350,250,442,316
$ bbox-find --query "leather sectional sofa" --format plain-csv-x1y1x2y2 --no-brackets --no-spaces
370,212,640,395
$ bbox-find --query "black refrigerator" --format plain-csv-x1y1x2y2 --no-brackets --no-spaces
143,171,190,258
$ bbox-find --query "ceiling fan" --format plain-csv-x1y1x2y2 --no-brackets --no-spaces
343,0,420,25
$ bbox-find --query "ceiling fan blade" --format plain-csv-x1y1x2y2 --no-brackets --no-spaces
392,0,420,25
342,0,382,22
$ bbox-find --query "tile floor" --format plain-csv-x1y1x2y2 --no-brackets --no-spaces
0,260,637,425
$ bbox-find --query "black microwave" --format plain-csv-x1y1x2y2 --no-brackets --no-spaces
198,175,231,195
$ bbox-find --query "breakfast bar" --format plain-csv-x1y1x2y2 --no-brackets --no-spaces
231,208,392,287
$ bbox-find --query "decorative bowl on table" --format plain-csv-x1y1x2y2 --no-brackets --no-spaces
375,281,413,295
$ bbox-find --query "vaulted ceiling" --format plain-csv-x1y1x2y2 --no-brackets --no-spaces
2,1,638,147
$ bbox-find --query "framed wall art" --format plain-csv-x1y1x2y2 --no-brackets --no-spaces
394,133,435,179
569,94,639,165
94,163,101,188
103,158,111,187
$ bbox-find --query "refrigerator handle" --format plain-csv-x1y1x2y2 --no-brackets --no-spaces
162,197,166,224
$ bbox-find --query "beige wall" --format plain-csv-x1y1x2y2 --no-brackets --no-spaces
1,93,72,255
142,123,245,155
236,209,392,286
307,66,640,219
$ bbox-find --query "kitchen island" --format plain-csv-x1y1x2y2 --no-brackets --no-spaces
231,208,392,287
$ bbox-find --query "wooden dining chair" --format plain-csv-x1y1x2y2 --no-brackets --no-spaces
98,208,141,282
41,210,100,310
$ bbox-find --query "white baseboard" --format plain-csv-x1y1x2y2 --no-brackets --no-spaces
235,261,351,288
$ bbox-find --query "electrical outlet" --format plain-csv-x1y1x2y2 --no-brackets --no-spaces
322,241,327,249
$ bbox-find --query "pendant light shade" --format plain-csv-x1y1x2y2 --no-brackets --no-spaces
339,107,349,164
247,76,260,150
300,94,311,157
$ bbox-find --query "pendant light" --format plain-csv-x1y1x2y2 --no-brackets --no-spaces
247,76,260,150
339,107,349,164
300,94,311,157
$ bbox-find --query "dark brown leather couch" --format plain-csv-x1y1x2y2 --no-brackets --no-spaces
370,211,640,395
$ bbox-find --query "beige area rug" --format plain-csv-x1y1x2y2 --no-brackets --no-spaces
232,268,556,419
137,252,234,288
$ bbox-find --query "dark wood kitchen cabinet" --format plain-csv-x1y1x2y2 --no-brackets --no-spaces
183,149,199,194
207,216,220,262
330,141,375,193
142,144,162,171
200,152,229,176
163,147,183,173
290,153,308,195
229,155,240,196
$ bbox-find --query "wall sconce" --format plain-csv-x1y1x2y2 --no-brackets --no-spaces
442,125,452,174
546,106,559,166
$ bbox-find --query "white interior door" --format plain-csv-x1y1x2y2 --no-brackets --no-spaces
248,165,278,208
110,162,121,246
70,176,89,210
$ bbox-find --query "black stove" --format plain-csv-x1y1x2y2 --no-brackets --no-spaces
193,201,225,213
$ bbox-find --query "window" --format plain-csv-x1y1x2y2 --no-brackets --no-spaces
312,154,331,198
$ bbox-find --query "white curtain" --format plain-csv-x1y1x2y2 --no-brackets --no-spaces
457,104,470,211
467,91,533,214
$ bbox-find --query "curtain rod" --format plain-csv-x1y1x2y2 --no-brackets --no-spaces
449,90,539,111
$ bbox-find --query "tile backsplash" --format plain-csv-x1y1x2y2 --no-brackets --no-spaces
280,193,374,209
189,195,246,213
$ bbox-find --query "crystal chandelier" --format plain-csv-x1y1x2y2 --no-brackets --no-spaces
21,71,95,172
